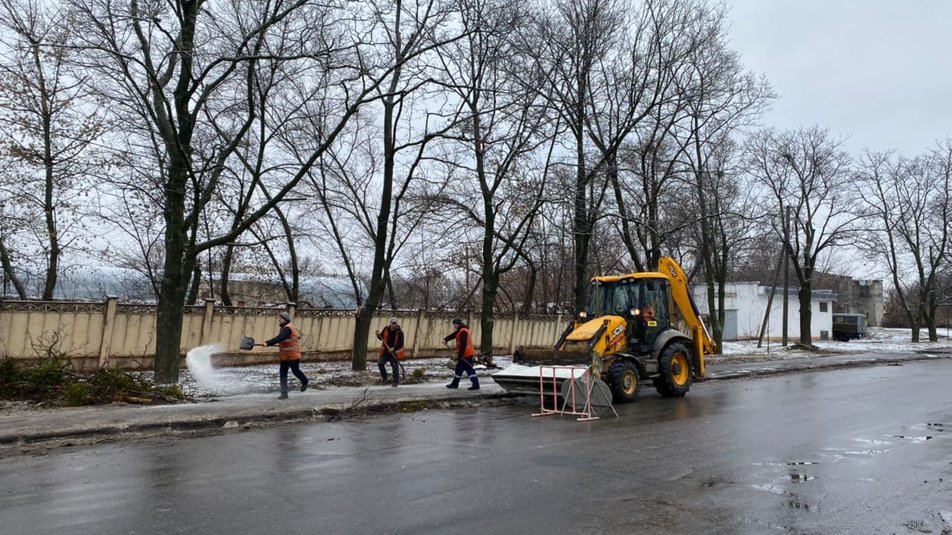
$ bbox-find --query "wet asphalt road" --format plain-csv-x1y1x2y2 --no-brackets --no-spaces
2,359,951,535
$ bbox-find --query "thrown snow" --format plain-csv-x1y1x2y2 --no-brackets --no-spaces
186,345,260,395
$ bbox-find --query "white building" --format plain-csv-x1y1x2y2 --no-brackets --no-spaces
691,282,835,341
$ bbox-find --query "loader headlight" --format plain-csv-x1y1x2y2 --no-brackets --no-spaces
578,311,588,319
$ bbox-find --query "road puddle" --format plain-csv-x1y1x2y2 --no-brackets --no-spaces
890,435,933,443
788,472,816,482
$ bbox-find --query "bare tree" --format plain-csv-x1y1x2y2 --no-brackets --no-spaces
676,2,773,352
0,0,108,300
609,0,706,273
746,126,857,346
523,0,630,310
856,145,952,342
69,0,444,381
283,0,472,371
425,0,557,360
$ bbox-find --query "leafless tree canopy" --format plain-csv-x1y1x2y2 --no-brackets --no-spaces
1,0,949,376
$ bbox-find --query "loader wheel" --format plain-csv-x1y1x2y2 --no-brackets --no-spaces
607,361,639,404
655,342,692,397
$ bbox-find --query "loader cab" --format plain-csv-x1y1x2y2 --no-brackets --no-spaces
584,275,672,352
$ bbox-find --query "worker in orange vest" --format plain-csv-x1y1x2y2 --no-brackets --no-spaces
259,311,309,399
442,318,479,390
375,317,405,387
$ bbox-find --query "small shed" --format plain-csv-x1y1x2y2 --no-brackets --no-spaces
691,282,835,341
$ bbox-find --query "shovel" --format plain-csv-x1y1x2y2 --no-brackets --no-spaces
239,336,255,350
377,331,408,377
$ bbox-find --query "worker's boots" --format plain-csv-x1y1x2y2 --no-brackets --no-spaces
468,376,480,391
446,377,461,389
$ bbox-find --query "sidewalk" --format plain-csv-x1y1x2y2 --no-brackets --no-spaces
2,346,950,453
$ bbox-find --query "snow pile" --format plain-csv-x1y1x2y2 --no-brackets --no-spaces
719,327,952,359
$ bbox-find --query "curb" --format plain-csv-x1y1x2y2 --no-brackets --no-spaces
0,391,513,449
3,355,948,451
701,352,951,381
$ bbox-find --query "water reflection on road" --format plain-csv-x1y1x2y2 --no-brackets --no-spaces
1,360,950,535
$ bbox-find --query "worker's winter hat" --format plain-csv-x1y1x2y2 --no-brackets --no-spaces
452,318,462,326
389,317,398,324
278,311,292,323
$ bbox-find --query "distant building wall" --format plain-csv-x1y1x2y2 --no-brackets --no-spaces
692,282,834,340
815,274,884,328
0,299,565,371
850,279,884,326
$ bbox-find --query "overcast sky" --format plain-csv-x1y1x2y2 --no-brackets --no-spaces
726,0,952,156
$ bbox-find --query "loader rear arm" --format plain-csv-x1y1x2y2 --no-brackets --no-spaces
658,257,715,375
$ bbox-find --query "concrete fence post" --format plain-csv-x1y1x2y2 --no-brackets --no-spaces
412,309,424,358
509,312,519,355
98,296,117,368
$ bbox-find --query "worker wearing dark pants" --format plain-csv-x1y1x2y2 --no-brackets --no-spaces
376,317,404,387
260,312,309,399
443,318,479,390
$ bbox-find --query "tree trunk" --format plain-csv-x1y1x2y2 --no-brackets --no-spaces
908,319,921,343
220,244,234,306
0,238,27,298
480,268,498,365
154,160,192,383
352,307,374,372
351,83,398,371
186,263,202,306
715,264,727,355
154,275,190,382
521,263,537,314
41,79,58,301
275,206,299,303
573,218,590,312
798,283,812,346
924,298,938,342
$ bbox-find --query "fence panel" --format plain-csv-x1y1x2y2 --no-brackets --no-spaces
0,300,565,369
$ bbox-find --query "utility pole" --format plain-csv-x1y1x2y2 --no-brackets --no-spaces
757,248,786,348
782,206,790,346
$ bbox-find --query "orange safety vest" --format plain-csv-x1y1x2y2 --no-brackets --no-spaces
278,323,301,361
456,327,475,359
380,328,406,361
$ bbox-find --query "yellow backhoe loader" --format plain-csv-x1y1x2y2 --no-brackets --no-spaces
493,257,715,403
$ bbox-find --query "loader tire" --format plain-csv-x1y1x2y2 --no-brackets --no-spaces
607,360,639,403
654,342,692,397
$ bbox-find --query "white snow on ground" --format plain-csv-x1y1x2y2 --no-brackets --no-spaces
172,327,951,398
717,327,952,360
184,345,273,396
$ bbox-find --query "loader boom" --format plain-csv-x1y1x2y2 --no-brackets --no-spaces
658,257,715,376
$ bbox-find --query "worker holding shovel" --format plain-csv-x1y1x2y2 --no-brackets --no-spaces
375,317,405,387
443,318,479,390
258,311,309,399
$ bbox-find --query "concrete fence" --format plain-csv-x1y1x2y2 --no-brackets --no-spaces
0,298,566,371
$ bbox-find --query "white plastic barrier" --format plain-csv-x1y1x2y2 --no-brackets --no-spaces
531,365,616,421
